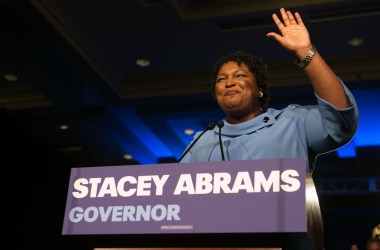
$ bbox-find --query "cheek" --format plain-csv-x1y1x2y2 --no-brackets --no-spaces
214,84,224,98
214,89,224,106
215,93,222,105
215,83,223,93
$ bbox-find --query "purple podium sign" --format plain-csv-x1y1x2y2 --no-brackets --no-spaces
62,158,306,235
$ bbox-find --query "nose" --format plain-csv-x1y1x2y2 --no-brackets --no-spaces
225,77,236,88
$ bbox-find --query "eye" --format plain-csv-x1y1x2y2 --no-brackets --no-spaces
216,77,226,83
236,74,246,78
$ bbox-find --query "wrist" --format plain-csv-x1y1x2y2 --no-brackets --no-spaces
295,45,317,68
294,45,313,59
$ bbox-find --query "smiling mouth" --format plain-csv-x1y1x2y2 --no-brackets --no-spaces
225,91,239,96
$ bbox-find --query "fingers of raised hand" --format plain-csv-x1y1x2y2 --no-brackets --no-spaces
272,13,285,31
294,12,304,26
279,8,302,27
280,8,291,26
286,11,297,25
273,8,304,32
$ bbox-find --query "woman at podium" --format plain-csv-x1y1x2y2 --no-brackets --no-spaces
179,7,359,250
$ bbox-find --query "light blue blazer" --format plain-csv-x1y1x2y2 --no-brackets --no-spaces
180,83,359,169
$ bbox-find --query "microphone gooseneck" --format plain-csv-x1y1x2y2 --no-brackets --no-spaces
178,122,216,162
217,120,225,161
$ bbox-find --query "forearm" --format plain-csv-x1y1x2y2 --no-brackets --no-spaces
297,47,351,109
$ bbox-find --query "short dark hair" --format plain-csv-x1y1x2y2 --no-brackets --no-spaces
210,50,270,109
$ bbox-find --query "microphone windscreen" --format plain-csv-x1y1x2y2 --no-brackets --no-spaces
208,122,216,129
217,120,224,128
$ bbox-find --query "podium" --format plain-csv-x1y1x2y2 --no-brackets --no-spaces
62,158,323,250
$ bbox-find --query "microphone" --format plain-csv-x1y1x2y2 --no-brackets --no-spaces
178,122,216,162
217,120,225,161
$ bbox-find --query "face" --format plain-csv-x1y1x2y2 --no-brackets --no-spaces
215,61,261,120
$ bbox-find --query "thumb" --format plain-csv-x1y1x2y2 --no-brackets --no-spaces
266,32,283,44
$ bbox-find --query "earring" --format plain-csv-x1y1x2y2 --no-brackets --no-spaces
259,91,263,98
